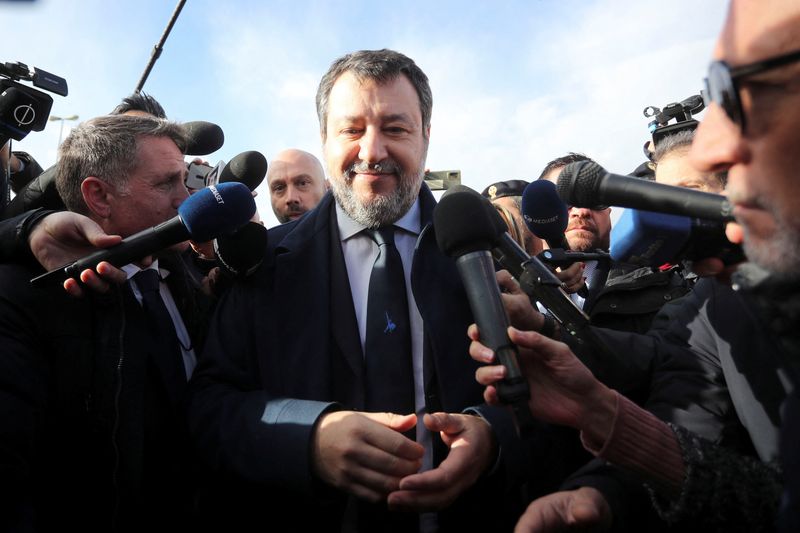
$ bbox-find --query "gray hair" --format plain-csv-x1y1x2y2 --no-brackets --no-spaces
652,129,695,163
316,49,433,140
56,114,187,215
653,129,727,189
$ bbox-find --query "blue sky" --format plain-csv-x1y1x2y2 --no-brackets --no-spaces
3,0,728,227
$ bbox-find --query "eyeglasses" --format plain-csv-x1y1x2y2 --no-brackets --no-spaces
704,48,800,131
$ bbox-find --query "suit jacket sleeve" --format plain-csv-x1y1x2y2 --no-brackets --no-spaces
188,274,338,494
0,265,59,530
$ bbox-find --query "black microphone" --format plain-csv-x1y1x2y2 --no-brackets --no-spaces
218,150,267,191
537,249,610,269
185,150,268,191
484,204,592,336
184,121,225,156
31,182,256,286
434,185,532,415
521,179,570,250
213,221,268,277
557,160,735,222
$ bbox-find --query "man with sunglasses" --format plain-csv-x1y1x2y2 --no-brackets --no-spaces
469,0,800,530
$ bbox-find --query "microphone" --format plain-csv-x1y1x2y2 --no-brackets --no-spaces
31,182,256,286
213,221,268,277
185,150,268,191
521,179,591,298
537,249,610,269
610,208,746,267
485,205,592,336
557,160,735,222
184,121,225,156
218,150,268,191
521,180,570,250
434,185,532,415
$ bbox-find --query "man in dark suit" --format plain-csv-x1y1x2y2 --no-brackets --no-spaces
0,114,213,532
188,49,522,532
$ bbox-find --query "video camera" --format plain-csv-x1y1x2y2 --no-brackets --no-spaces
643,93,704,152
186,161,224,190
0,61,68,142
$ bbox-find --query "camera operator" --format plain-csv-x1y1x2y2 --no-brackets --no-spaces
1,141,43,195
652,129,726,193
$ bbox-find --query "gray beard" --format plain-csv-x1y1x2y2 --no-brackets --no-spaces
329,165,424,229
742,221,800,281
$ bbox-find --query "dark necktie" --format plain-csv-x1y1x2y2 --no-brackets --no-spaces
132,269,187,396
363,227,415,415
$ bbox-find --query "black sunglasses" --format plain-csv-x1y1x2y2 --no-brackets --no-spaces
704,48,800,131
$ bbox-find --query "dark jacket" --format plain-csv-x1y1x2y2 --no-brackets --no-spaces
188,188,524,532
0,252,213,533
585,262,692,335
565,275,793,531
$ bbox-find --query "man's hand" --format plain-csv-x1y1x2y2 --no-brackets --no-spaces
28,211,127,297
497,270,546,331
691,221,744,281
469,325,616,443
515,488,612,533
554,262,586,294
388,412,495,512
1,142,14,171
311,411,424,502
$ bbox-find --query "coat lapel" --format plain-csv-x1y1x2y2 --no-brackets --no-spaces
270,194,364,406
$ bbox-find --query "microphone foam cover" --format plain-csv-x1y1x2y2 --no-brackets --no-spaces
434,185,501,257
214,221,268,277
556,160,607,209
610,209,691,266
521,180,569,242
179,182,256,242
219,150,268,191
184,121,225,156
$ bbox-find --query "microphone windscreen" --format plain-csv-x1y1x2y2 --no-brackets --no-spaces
521,180,569,242
610,209,691,266
184,121,225,156
214,221,268,277
179,182,256,242
556,160,606,209
434,185,501,257
219,150,268,191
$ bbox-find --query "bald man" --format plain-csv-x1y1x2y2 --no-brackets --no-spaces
266,149,327,223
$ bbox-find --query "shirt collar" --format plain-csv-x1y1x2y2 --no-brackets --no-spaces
122,259,169,281
335,196,422,242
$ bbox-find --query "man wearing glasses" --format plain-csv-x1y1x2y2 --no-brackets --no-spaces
469,0,800,530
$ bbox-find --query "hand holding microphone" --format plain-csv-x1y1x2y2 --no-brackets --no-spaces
31,182,256,289
434,185,534,431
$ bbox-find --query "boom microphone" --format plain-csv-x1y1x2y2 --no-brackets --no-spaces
219,150,268,191
557,160,735,222
521,179,570,250
610,208,745,267
184,121,225,156
31,182,256,286
434,185,532,422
